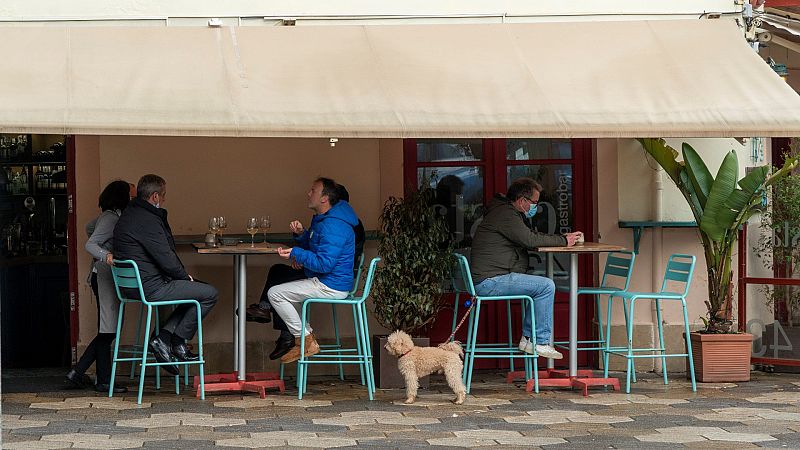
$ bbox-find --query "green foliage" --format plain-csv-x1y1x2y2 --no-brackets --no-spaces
372,182,455,334
638,138,799,333
754,139,800,327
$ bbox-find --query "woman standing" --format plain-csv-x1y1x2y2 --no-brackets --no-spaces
65,180,133,393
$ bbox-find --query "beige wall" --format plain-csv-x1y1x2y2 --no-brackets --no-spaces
75,136,403,371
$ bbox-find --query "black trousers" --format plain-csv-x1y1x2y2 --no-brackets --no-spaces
148,280,218,341
259,264,306,333
74,273,114,384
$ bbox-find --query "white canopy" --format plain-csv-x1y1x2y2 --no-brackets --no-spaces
1,19,799,138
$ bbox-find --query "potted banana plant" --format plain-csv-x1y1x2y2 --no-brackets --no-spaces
638,138,798,382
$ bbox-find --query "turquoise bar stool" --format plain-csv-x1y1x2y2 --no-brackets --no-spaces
453,254,540,394
603,254,697,393
554,251,636,361
109,260,206,405
450,253,516,372
296,257,379,400
125,305,190,387
281,253,367,385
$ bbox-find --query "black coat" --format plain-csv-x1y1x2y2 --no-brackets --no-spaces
113,198,189,295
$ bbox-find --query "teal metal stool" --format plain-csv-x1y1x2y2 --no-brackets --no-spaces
281,253,367,385
451,254,516,373
453,254,539,394
296,257,379,400
109,260,206,404
124,304,191,387
554,251,636,370
603,254,697,393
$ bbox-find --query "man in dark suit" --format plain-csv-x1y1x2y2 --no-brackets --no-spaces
114,174,218,375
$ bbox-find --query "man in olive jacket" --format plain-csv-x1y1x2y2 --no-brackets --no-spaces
470,177,581,359
114,174,218,375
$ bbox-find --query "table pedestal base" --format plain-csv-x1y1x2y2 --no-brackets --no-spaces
194,372,285,398
506,368,620,396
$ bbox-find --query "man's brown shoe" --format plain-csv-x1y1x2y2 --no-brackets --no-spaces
280,334,320,364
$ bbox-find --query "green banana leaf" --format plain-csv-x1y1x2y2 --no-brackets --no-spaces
699,151,738,242
637,138,682,185
682,143,713,209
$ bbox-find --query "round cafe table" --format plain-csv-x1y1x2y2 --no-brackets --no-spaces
508,242,625,395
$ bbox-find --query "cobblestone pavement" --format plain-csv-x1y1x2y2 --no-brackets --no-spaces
4,370,800,449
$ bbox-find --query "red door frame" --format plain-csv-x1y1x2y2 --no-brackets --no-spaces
66,135,78,365
403,138,597,368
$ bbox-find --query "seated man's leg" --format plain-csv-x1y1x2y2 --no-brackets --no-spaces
247,264,305,324
268,277,348,364
150,280,219,361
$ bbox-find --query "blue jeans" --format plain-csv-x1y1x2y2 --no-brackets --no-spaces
474,273,555,345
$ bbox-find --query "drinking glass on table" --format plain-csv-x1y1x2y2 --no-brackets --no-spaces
259,215,271,244
246,217,258,247
208,217,219,235
217,216,227,236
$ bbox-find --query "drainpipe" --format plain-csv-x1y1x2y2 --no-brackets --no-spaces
652,167,664,374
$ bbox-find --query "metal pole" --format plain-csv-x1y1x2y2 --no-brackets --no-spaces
237,254,247,381
546,253,555,370
233,255,239,373
569,253,578,377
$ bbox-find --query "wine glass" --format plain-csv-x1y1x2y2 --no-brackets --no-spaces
208,217,219,235
246,217,258,247
259,215,271,244
217,216,227,236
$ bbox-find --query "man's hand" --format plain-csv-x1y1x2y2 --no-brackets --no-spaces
564,232,580,247
105,253,114,265
290,257,303,270
277,247,293,260
289,220,304,235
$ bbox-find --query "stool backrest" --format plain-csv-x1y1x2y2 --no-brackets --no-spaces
355,257,381,302
660,254,696,296
451,253,477,297
111,259,148,304
600,251,636,290
348,252,366,298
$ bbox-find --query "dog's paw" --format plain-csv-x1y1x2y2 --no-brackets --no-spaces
404,396,416,404
453,393,466,405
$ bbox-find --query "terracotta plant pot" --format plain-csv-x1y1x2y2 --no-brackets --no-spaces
685,332,753,382
373,335,430,389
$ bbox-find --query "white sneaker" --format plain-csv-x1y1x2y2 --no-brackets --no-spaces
535,344,563,359
518,336,533,354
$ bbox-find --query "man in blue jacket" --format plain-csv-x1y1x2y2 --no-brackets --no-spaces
270,177,358,364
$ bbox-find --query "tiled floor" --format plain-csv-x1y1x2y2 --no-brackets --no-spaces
3,370,800,449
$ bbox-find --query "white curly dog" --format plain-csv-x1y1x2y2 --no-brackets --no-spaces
384,330,466,405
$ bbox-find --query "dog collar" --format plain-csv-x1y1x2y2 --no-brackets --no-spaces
398,350,412,359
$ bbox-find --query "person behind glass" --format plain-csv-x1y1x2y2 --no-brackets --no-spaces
113,174,219,375
65,180,134,393
469,177,582,360
246,181,364,361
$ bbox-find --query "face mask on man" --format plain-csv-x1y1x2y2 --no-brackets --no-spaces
526,203,538,218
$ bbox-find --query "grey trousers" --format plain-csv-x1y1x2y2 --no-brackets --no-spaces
148,280,218,341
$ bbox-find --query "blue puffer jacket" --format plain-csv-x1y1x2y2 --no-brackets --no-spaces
290,201,358,292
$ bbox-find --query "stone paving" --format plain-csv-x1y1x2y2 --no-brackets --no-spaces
3,370,800,448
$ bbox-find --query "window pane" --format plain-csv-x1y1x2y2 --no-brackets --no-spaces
507,164,574,291
417,139,483,162
506,139,572,160
418,167,484,248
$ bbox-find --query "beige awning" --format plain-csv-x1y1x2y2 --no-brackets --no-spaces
1,19,799,138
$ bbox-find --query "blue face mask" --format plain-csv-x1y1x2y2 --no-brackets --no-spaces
526,203,538,218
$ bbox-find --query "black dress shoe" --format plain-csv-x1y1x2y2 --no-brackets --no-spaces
269,337,295,360
245,304,272,323
148,336,180,375
172,342,200,362
96,383,128,394
65,369,92,389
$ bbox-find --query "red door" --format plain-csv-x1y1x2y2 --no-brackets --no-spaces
404,138,596,369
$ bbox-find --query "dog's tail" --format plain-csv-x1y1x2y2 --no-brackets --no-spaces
437,341,464,358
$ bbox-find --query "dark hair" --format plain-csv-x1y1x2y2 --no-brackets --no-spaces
506,177,543,202
315,177,340,206
99,180,131,212
137,174,166,200
335,183,350,203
